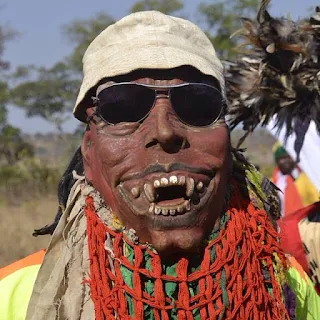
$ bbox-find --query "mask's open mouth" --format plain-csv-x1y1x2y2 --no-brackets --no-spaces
118,172,214,217
157,185,186,203
151,184,189,215
141,174,208,216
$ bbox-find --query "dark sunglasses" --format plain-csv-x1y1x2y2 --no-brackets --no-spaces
90,82,225,127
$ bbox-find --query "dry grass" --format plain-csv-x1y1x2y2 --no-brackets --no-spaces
0,195,57,267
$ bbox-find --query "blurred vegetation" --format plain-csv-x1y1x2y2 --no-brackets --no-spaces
8,0,260,130
0,0,275,206
63,13,115,75
0,132,80,205
0,158,61,204
10,63,79,133
130,0,183,14
0,16,41,205
0,125,33,165
198,0,259,59
0,133,77,207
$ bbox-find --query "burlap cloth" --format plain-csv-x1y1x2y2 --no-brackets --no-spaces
26,176,95,320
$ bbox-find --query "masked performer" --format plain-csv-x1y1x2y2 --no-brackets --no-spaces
1,9,319,320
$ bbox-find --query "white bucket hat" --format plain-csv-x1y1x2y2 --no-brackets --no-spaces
73,10,225,121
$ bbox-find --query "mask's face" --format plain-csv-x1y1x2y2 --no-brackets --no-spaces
82,69,231,256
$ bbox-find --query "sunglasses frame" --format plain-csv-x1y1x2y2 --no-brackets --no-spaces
90,82,226,128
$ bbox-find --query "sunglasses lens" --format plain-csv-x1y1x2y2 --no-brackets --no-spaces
171,84,224,126
97,84,155,124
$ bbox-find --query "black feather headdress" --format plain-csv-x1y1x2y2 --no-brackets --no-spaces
226,0,320,157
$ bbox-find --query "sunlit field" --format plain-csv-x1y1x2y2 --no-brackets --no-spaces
0,197,55,267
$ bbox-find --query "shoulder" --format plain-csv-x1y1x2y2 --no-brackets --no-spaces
0,250,45,280
0,250,45,320
286,256,320,319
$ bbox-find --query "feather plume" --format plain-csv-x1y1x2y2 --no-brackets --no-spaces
226,1,320,155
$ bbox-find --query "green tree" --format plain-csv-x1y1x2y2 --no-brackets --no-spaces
63,13,115,74
10,0,260,129
0,125,33,165
199,0,259,59
130,0,183,14
10,13,115,131
0,81,8,125
0,26,14,71
10,62,79,132
0,23,34,164
0,24,15,126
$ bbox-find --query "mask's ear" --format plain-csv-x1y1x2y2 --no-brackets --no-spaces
81,128,93,182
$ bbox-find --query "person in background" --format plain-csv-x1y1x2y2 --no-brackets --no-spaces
271,142,319,217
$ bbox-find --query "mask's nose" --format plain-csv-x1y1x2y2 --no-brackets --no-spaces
144,96,188,153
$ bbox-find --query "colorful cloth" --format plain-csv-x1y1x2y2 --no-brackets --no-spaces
279,201,320,294
271,168,319,217
0,250,45,320
1,251,319,319
286,257,320,319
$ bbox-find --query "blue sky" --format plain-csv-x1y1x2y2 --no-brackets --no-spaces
2,0,319,133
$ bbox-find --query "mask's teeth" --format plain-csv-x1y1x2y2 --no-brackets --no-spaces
154,180,161,188
161,208,169,215
152,175,186,190
152,200,192,216
144,183,155,202
177,205,184,213
186,177,195,197
196,181,204,192
149,203,155,213
169,175,178,185
160,177,169,186
130,187,140,198
178,175,186,186
185,199,191,211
